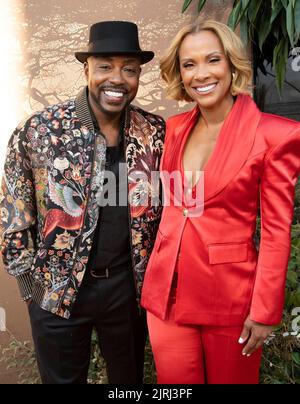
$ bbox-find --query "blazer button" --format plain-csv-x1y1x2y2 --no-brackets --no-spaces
183,208,188,217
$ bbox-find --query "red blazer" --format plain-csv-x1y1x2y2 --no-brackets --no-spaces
141,95,300,326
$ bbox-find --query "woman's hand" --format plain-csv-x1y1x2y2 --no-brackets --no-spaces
238,315,275,356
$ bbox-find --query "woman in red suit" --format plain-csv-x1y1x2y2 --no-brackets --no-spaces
141,20,300,384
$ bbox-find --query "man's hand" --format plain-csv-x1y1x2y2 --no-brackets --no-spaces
238,315,275,356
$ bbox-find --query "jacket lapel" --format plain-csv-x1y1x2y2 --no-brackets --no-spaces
165,95,262,203
162,106,199,173
203,95,261,201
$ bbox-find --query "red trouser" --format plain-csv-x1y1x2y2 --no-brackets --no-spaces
147,300,262,384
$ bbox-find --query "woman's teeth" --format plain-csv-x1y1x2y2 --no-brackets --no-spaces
195,84,217,93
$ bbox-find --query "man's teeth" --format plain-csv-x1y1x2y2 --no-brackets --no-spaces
196,84,217,93
104,90,124,98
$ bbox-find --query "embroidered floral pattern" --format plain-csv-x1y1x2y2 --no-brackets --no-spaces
0,88,165,318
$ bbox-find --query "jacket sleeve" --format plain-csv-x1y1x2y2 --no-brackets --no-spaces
0,123,37,301
250,127,300,325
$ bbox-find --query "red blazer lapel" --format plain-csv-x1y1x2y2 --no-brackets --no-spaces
163,95,262,203
161,105,199,173
203,95,261,201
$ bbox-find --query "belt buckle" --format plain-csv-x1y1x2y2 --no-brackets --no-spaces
90,268,109,279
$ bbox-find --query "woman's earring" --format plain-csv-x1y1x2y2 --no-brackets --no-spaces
230,72,236,95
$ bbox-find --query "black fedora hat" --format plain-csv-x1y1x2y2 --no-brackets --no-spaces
75,21,154,65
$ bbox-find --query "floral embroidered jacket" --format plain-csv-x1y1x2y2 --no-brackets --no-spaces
0,87,165,319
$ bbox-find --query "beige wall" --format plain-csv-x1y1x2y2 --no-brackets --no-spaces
0,0,231,383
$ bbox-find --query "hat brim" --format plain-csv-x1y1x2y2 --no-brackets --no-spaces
75,51,154,65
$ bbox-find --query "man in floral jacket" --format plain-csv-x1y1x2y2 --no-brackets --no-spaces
0,21,165,384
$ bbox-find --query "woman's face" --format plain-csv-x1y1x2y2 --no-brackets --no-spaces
179,30,233,110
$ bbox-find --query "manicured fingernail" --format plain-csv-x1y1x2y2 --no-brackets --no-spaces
242,352,246,356
238,337,244,344
247,354,251,357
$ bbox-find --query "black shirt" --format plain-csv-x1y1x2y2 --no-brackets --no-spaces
86,107,131,272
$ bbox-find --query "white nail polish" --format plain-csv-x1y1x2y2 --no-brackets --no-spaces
238,337,244,344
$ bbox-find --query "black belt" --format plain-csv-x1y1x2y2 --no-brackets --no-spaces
89,264,129,279
90,268,110,279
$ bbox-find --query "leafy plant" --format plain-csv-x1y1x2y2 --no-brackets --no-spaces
87,330,108,384
182,0,300,93
0,339,40,384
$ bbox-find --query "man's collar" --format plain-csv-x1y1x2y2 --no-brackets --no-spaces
87,98,100,131
75,86,95,132
75,86,127,143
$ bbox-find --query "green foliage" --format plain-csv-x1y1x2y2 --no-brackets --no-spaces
182,0,300,93
260,315,300,384
182,0,194,13
87,330,108,384
143,339,157,384
0,339,40,384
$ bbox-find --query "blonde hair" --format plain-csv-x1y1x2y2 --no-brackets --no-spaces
160,20,253,101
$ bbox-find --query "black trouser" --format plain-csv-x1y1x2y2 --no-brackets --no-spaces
28,268,148,384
